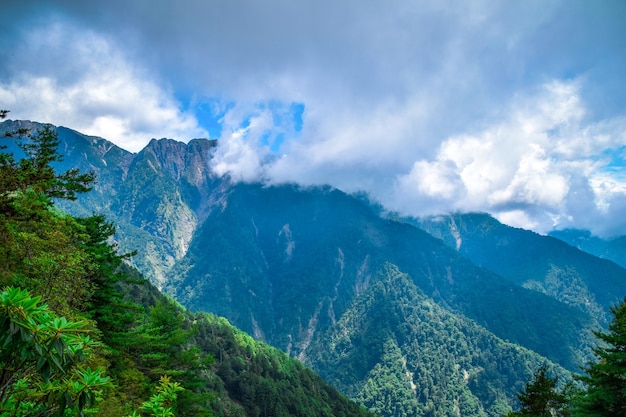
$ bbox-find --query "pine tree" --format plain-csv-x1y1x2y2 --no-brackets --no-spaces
1,118,94,219
506,365,571,417
574,298,626,417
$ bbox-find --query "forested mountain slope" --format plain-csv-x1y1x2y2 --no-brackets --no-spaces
161,182,583,416
0,120,372,417
307,264,570,417
414,213,626,327
166,183,592,374
4,120,622,417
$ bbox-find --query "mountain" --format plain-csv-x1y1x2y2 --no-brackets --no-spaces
166,183,591,372
0,120,226,288
0,121,373,417
413,213,626,328
549,228,626,269
3,120,624,417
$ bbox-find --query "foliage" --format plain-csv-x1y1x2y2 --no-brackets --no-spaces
504,299,626,417
0,286,110,416
126,376,184,417
357,339,420,417
0,114,373,417
1,122,94,217
505,365,572,417
573,298,626,417
193,312,372,417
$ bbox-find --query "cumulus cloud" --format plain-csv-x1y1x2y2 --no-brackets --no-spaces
389,81,626,236
209,101,302,181
210,106,274,182
0,21,206,152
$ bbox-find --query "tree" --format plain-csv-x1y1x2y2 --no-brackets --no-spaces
0,110,25,215
126,376,185,417
1,118,95,219
573,298,626,417
0,118,110,314
506,365,571,417
0,112,110,415
77,214,138,326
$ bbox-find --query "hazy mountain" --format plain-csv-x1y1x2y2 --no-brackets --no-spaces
3,120,624,417
413,213,626,328
549,228,626,270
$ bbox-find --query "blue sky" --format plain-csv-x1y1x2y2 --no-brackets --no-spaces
1,0,626,236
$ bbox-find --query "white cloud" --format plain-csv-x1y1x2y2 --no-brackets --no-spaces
489,144,569,207
210,106,273,182
2,1,626,235
197,75,626,237
0,22,206,152
494,210,540,232
388,81,626,236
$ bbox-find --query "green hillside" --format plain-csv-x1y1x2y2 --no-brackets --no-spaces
4,120,624,417
414,213,625,327
0,120,372,417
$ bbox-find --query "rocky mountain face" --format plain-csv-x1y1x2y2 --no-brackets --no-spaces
3,120,625,417
105,137,228,286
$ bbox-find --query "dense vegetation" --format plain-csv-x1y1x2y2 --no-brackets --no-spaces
2,118,624,417
505,298,626,417
414,213,624,328
307,264,573,417
0,115,372,416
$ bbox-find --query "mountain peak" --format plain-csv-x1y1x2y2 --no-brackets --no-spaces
138,137,216,183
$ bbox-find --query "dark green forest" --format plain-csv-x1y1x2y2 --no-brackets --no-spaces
0,115,372,416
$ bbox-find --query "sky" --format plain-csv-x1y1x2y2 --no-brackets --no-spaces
1,0,626,237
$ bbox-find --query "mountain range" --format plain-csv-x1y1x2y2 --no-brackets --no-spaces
2,120,625,417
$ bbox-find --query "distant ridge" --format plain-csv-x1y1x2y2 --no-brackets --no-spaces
550,228,626,269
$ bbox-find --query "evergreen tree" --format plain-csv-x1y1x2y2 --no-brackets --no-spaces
15,124,95,202
574,298,626,417
506,365,570,417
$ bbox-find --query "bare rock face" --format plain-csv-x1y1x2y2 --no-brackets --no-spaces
100,136,227,287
